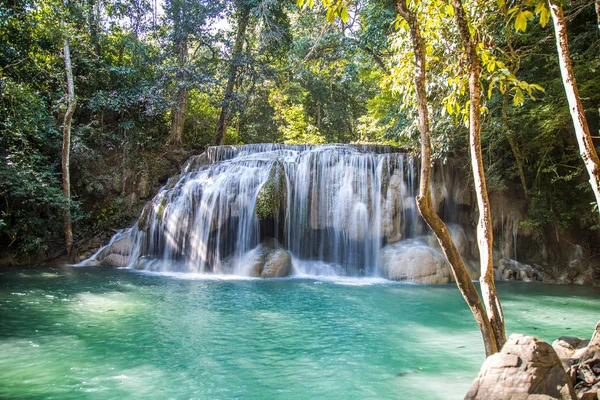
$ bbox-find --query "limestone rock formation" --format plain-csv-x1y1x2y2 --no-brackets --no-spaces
245,238,292,278
495,258,542,282
552,337,590,370
381,239,454,284
465,334,576,400
89,234,134,268
564,322,600,400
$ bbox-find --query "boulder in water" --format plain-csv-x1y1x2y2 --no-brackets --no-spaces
245,238,292,278
381,240,454,284
99,253,130,268
465,334,576,400
94,235,134,267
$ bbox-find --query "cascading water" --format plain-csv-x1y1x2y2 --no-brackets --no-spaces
86,144,490,281
87,144,429,276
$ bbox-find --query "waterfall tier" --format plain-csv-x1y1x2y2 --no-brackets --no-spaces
86,144,516,281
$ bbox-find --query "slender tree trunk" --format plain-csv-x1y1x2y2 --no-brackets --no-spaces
214,7,251,146
316,101,321,131
169,37,188,144
88,0,101,57
503,92,529,202
596,0,600,31
549,1,600,214
452,0,506,352
62,38,77,259
393,0,498,357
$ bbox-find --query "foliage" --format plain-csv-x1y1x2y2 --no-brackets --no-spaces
0,0,598,256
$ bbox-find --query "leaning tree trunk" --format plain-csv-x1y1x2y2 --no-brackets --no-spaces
549,1,600,215
452,0,506,352
393,0,499,357
168,37,188,144
214,7,251,146
62,38,77,259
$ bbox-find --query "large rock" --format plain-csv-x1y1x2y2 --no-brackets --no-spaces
496,258,542,282
381,239,454,284
568,322,600,400
245,238,292,278
465,334,576,400
94,235,134,267
255,161,286,220
552,337,590,370
381,170,403,244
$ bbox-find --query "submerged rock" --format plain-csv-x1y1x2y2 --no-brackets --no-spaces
245,238,292,278
381,239,454,284
465,334,576,400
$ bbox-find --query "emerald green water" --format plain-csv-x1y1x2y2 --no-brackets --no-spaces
1,267,598,399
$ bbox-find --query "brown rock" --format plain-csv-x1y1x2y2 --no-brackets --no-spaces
245,238,292,278
99,253,129,268
465,334,576,400
553,337,590,369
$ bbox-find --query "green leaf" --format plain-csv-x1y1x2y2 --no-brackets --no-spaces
340,7,349,23
446,5,455,16
514,11,528,32
513,88,525,105
539,6,550,27
497,0,505,8
530,83,546,92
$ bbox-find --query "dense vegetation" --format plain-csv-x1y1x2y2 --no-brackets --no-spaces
0,0,598,259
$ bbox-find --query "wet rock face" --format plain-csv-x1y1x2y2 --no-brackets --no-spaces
91,235,134,268
465,334,576,400
495,258,543,282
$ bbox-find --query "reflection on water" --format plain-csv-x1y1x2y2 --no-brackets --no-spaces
0,267,599,400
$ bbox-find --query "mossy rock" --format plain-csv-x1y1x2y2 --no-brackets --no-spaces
256,161,286,220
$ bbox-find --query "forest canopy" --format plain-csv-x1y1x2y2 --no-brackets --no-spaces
0,0,598,256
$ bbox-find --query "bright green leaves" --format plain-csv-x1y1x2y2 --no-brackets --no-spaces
297,0,351,24
534,0,550,27
506,0,551,31
486,60,545,106
508,7,534,32
515,10,528,31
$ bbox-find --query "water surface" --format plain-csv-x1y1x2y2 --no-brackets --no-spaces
1,267,598,399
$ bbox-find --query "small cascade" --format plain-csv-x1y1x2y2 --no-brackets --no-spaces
86,144,488,280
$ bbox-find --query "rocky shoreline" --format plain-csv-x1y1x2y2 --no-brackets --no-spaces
467,322,600,399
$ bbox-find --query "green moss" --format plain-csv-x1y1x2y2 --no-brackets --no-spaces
256,161,286,220
157,197,168,221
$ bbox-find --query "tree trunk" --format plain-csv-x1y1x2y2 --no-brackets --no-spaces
393,0,499,357
503,92,529,202
62,38,77,259
549,1,600,215
214,7,251,146
452,0,506,352
168,37,188,144
88,0,101,57
596,0,600,31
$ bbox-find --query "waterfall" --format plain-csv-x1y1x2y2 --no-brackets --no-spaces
86,144,488,280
